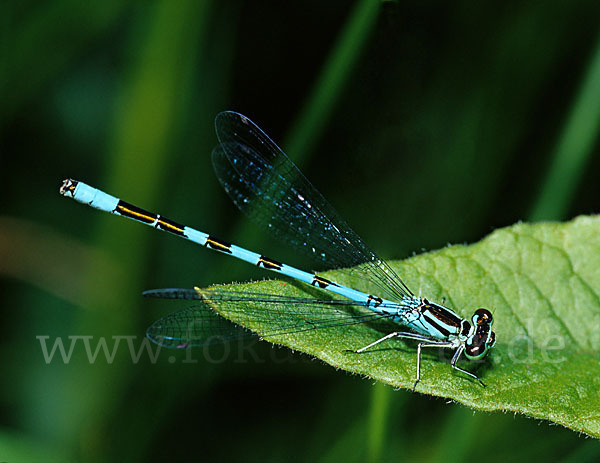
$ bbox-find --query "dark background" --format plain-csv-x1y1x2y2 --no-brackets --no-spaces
1,0,600,461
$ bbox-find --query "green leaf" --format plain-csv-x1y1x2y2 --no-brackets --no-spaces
203,215,600,437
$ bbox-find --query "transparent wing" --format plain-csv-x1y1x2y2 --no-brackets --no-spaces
145,288,397,348
211,111,412,302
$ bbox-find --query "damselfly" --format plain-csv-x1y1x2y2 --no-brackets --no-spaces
60,111,496,390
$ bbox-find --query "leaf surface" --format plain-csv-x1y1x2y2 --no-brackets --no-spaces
201,216,600,437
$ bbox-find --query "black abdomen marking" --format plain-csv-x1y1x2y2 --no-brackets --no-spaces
205,236,232,254
116,200,157,224
257,256,282,270
157,216,186,236
311,275,337,289
367,295,383,307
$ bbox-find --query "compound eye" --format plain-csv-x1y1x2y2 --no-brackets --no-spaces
473,308,493,324
465,341,487,360
487,331,496,347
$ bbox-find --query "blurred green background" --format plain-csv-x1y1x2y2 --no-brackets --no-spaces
2,0,600,461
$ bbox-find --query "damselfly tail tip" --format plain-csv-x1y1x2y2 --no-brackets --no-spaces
59,178,78,196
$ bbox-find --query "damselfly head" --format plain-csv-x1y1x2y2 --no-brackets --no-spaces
464,308,495,360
